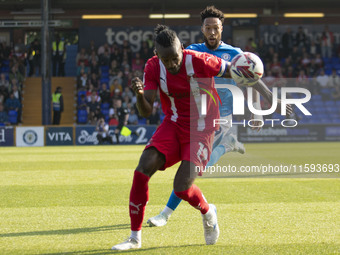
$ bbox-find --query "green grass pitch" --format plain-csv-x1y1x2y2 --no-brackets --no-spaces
0,143,339,254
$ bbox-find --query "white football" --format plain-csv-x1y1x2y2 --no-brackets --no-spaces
230,52,264,86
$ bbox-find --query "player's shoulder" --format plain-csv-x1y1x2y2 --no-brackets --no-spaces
144,56,159,71
186,43,206,51
219,42,243,54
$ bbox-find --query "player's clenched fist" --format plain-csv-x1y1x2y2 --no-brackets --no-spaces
131,77,144,96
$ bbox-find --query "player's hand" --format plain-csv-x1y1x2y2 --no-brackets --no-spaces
276,99,293,116
249,114,262,132
131,77,144,96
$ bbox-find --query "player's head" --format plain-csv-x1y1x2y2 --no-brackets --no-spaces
154,24,183,75
200,6,224,50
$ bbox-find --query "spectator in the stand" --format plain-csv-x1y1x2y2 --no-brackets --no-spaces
301,52,311,68
99,83,111,104
9,65,24,89
5,91,21,122
296,70,309,88
0,93,5,105
96,116,113,145
87,93,100,124
122,95,131,109
327,69,340,88
147,108,160,125
111,48,122,63
11,84,22,123
306,59,318,77
76,60,89,77
270,56,282,76
76,48,89,66
109,60,120,78
52,34,65,76
262,70,276,87
88,50,98,65
122,40,132,60
0,42,11,60
87,89,101,103
314,53,324,68
77,72,88,90
281,27,294,58
97,43,111,57
88,40,96,53
128,108,138,125
78,94,87,110
256,39,267,58
0,73,9,90
316,69,330,94
122,86,133,100
0,103,9,125
0,84,8,103
90,72,100,89
245,37,256,53
99,50,111,66
290,46,301,65
309,40,318,58
265,46,275,63
90,59,100,76
321,25,334,58
131,52,144,72
295,26,308,51
110,78,123,97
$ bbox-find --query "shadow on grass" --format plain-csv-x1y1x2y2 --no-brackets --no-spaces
0,224,130,238
41,244,205,255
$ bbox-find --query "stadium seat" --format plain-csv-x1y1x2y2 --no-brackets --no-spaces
77,109,88,124
100,65,109,73
8,110,18,124
324,100,335,106
100,77,109,85
101,103,110,110
138,118,147,125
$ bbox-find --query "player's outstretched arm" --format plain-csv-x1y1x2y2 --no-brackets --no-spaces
252,79,293,116
131,77,157,118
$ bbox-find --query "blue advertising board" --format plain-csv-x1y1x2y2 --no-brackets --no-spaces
45,126,74,146
75,125,156,145
0,126,14,146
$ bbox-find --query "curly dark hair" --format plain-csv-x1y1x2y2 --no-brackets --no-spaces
154,24,178,48
200,5,224,24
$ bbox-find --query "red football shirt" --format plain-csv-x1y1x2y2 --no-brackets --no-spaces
143,49,227,132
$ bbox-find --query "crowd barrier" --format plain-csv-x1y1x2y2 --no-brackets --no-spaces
0,125,157,147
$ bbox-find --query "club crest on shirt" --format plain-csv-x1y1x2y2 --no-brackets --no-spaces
221,53,231,61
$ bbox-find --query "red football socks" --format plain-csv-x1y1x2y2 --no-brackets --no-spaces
129,171,150,231
175,184,209,214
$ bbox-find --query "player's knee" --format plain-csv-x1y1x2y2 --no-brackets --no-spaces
135,147,165,177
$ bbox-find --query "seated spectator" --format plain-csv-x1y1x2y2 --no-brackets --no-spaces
131,52,145,72
90,72,100,89
90,59,100,76
316,69,330,88
11,84,22,123
0,73,10,90
76,60,89,76
314,54,324,68
110,78,123,97
262,70,276,87
99,83,111,104
78,94,87,110
88,50,99,64
290,46,301,65
110,70,123,87
122,87,133,100
109,60,120,78
97,43,111,57
0,93,5,105
327,69,340,88
245,37,257,53
99,50,110,66
9,65,24,88
0,103,9,125
77,73,89,90
76,48,89,66
87,89,101,103
87,93,100,124
127,108,138,125
5,92,21,123
296,70,309,88
301,53,311,68
270,56,282,76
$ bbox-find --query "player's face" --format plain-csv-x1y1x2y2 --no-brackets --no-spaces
155,38,183,75
201,17,223,50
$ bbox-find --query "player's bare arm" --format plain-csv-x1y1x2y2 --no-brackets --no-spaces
131,77,157,118
253,79,293,116
250,89,263,132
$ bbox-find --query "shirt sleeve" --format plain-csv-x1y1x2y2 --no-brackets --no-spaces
192,52,228,78
143,58,159,91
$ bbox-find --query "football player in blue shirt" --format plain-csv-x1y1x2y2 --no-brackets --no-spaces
147,5,263,227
